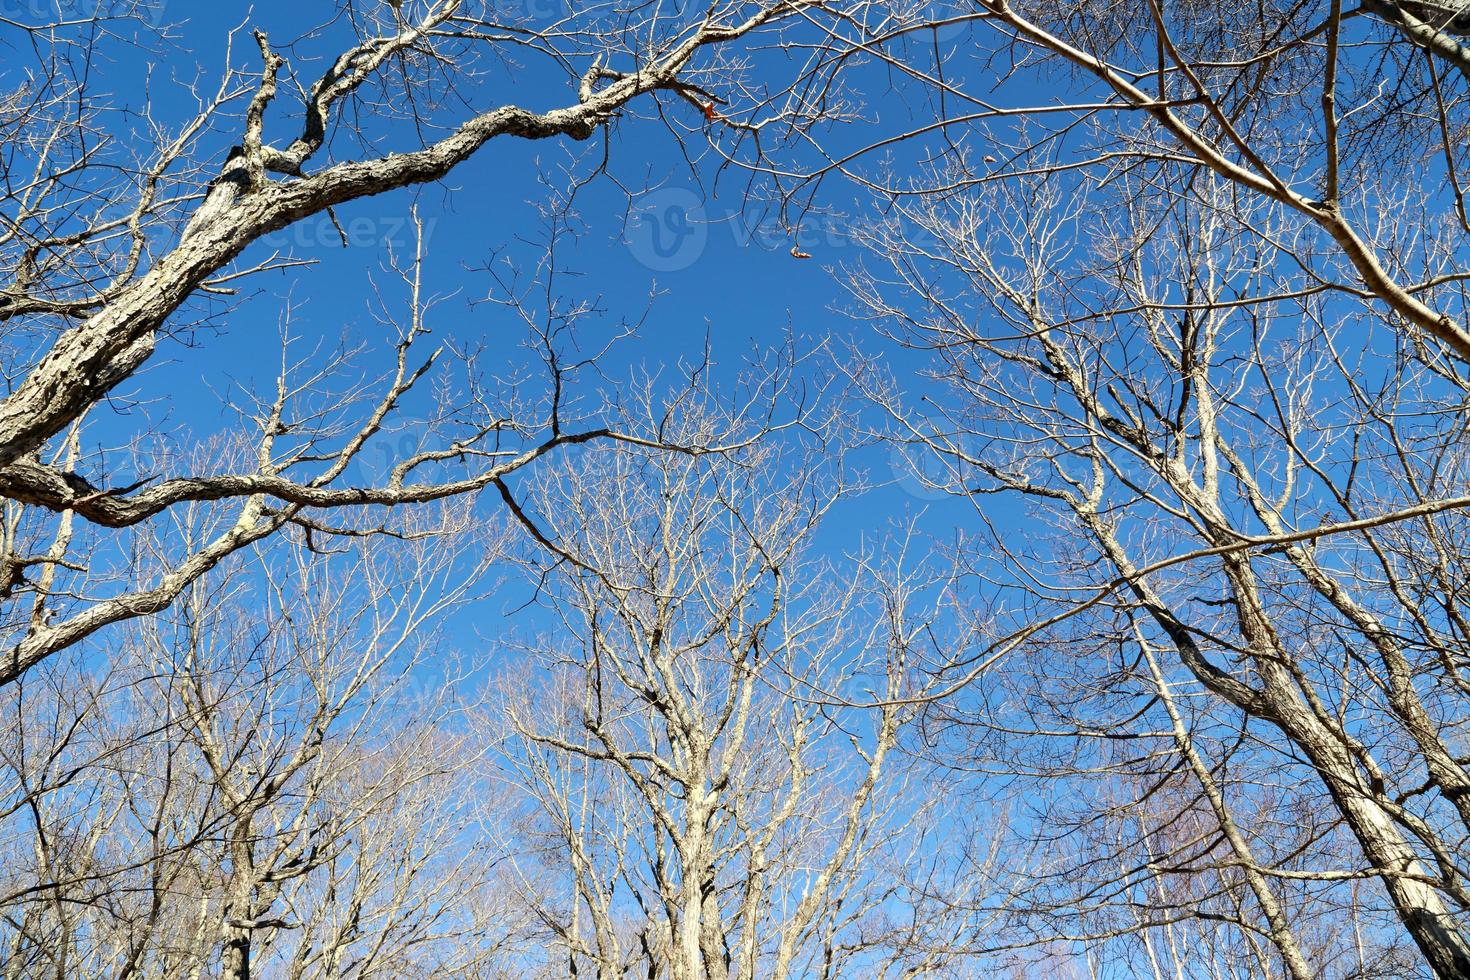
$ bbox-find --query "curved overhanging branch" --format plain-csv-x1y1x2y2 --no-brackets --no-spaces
0,424,725,530
0,2,809,472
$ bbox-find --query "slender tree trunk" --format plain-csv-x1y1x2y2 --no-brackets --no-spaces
1142,638,1314,980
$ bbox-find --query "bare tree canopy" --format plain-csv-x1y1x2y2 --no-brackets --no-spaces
14,1,1470,977
481,409,972,977
0,0,889,687
840,2,1470,976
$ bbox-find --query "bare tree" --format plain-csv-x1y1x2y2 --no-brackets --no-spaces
0,493,533,978
820,3,1470,975
849,145,1470,975
478,390,975,979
